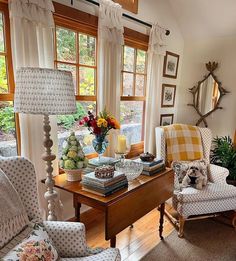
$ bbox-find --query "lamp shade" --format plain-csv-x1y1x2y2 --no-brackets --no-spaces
14,67,77,115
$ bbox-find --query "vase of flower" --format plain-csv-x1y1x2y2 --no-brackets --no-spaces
92,135,109,162
79,108,120,163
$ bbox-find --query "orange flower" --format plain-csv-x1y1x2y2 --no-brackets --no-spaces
110,118,120,129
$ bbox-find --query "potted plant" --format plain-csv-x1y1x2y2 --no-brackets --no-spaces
210,136,236,186
60,132,88,181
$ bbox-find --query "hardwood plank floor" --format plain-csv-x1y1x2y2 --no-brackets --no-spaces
78,205,174,261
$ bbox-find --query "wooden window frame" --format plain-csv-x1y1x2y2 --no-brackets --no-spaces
54,16,97,103
121,42,147,154
0,2,20,154
54,2,148,158
54,9,98,159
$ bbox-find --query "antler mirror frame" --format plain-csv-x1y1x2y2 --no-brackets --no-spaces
188,62,229,127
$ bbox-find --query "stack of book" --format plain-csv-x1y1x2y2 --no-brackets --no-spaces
88,157,120,169
134,158,165,176
81,171,128,197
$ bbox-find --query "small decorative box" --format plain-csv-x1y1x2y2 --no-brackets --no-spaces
95,165,115,179
140,152,155,162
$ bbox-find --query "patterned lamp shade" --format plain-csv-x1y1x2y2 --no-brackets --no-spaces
14,67,77,115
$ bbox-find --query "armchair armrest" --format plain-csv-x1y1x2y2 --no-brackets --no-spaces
43,221,87,258
209,164,229,184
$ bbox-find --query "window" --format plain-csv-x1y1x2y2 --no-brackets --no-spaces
120,45,147,145
0,3,18,157
54,23,97,156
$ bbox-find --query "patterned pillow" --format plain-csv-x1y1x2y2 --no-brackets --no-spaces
172,159,208,184
2,222,58,261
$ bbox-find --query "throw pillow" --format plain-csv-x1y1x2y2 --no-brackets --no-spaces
0,169,29,248
2,222,58,261
172,159,208,184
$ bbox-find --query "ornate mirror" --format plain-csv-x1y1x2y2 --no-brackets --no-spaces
188,62,229,127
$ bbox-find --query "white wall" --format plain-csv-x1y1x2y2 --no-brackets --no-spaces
177,36,236,138
53,0,184,220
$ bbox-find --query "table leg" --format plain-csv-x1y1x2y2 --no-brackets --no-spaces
110,236,116,248
73,196,81,221
159,203,165,240
75,202,81,221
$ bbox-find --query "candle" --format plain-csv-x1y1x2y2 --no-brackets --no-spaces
117,135,126,153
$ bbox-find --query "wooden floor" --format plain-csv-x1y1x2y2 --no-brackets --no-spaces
79,205,174,261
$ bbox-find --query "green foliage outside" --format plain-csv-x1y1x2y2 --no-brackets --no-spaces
80,67,95,95
0,56,7,93
79,34,95,66
56,27,96,96
0,105,15,134
0,13,8,94
57,103,86,130
57,27,76,62
210,136,236,180
123,46,146,73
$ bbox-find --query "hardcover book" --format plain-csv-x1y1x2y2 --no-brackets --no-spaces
82,171,125,185
88,157,120,168
142,165,166,176
134,158,163,167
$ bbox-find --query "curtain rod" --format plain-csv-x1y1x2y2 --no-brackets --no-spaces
71,0,170,36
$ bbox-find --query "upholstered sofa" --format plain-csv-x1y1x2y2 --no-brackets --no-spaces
0,156,121,260
155,125,236,237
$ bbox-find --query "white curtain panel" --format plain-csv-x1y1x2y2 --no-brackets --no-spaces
97,0,124,156
144,24,167,155
9,0,61,219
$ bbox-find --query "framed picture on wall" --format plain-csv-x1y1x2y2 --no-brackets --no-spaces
161,84,176,107
160,114,174,126
163,51,179,79
113,0,139,14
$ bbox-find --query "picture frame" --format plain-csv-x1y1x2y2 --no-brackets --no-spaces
160,114,174,126
163,51,180,79
113,0,139,14
161,84,176,108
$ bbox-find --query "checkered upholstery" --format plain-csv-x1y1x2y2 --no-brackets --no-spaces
162,124,203,164
0,157,121,260
156,125,236,219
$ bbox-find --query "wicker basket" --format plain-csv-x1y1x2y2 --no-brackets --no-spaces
63,169,83,182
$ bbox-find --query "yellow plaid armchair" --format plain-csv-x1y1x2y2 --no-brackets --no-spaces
155,124,236,237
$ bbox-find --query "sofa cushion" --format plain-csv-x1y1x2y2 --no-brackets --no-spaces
175,182,236,203
1,222,58,261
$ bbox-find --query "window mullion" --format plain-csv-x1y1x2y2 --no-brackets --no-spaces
121,46,125,96
76,32,80,96
133,48,137,96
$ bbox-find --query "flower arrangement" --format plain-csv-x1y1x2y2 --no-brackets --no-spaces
79,108,120,138
79,108,120,160
60,132,88,170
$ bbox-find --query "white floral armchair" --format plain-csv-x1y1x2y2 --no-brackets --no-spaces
0,156,121,261
155,126,236,237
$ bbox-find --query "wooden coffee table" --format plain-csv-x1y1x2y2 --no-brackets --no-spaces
50,168,174,247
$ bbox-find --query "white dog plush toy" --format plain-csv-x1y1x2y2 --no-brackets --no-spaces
182,165,207,190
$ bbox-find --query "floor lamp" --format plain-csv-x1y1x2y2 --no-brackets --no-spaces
14,67,76,221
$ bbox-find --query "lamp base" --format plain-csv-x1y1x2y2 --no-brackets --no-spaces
43,114,58,221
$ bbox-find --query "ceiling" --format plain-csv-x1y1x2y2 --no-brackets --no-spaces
168,0,236,39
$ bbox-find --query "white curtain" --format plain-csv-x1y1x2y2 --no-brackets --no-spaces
144,24,167,155
97,0,124,156
9,0,60,218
